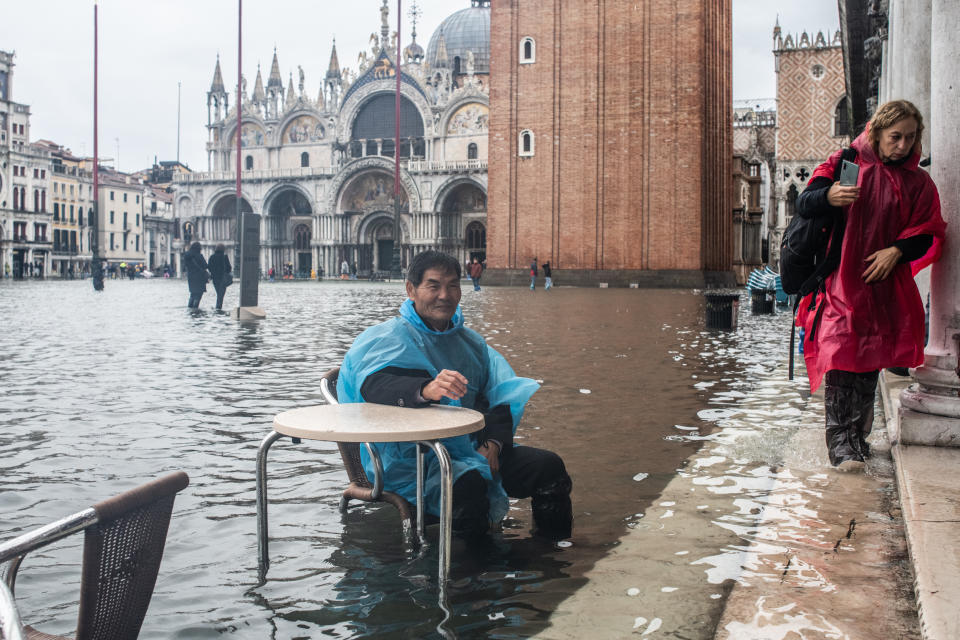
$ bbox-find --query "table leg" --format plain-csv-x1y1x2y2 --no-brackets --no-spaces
423,440,453,590
416,443,426,546
256,430,283,579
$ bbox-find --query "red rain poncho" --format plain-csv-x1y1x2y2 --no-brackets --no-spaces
797,129,946,393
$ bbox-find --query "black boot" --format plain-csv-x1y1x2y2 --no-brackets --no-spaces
531,475,573,540
852,371,879,458
824,370,865,471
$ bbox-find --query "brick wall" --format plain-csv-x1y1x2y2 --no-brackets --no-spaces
488,0,732,278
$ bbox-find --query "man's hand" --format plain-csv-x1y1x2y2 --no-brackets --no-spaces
827,181,860,207
421,369,468,402
477,441,501,473
863,246,902,283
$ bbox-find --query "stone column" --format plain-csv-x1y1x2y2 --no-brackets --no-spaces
899,0,960,445
885,0,932,149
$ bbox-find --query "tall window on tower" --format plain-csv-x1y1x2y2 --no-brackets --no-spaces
520,37,536,64
519,130,534,157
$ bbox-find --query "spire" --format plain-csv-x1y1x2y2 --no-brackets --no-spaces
434,32,449,68
380,0,390,49
326,39,341,80
210,55,225,93
773,15,781,38
253,64,266,102
285,72,297,109
403,1,424,64
267,48,283,88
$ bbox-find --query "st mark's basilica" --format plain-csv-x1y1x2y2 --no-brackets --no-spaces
174,0,491,277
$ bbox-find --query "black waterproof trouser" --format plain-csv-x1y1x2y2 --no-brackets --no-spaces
451,445,573,540
824,369,879,465
214,283,228,310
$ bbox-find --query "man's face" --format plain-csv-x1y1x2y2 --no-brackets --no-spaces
406,267,462,330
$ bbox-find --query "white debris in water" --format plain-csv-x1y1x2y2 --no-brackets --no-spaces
710,594,722,599
627,587,641,597
488,612,506,620
633,617,648,629
535,379,544,384
557,540,572,548
642,618,663,635
660,501,676,506
697,505,709,509
660,510,674,518
674,425,699,431
579,388,591,394
661,587,678,592
675,550,690,556
632,473,649,482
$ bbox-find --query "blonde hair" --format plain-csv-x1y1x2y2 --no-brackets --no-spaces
868,99,924,155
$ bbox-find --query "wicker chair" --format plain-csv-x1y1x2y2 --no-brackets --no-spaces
0,472,190,640
320,368,415,536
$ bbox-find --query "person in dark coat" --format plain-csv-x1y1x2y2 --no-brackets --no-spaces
207,244,232,310
183,242,209,308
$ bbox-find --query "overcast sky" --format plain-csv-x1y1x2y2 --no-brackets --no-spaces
1,0,839,173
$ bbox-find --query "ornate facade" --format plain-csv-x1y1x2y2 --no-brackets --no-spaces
174,0,492,277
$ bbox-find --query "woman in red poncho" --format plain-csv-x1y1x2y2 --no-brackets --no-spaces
796,100,946,471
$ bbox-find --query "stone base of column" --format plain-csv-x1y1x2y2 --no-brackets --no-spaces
895,405,960,446
897,358,960,446
232,306,266,321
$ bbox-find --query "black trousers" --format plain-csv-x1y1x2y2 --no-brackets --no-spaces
213,284,228,310
452,445,572,539
824,369,879,465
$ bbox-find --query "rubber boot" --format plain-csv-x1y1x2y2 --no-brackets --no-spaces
852,371,879,458
530,475,573,540
824,370,865,471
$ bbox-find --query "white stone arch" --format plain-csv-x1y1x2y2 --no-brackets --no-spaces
433,176,488,213
275,107,327,147
355,209,410,245
438,93,490,137
261,181,316,217
336,82,434,143
203,187,257,218
326,156,422,214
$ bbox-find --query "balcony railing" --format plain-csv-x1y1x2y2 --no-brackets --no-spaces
174,166,338,184
405,159,487,173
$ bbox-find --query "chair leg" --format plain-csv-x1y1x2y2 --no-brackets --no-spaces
256,431,283,579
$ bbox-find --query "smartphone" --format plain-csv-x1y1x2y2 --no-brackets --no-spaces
839,159,859,186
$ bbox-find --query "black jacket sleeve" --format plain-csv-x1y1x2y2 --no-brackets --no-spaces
360,366,432,408
893,235,934,262
795,177,836,219
360,366,515,451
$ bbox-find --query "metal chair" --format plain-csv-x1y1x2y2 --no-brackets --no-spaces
320,367,415,538
0,472,190,640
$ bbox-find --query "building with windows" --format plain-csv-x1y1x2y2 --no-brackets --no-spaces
174,0,491,277
732,101,777,283
143,184,177,274
0,50,53,278
770,24,849,264
99,167,146,266
486,0,733,285
38,140,95,277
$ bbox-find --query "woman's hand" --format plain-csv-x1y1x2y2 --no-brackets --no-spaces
827,181,861,207
863,246,902,283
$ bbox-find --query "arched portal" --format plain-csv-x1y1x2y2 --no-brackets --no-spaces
207,194,252,243
439,182,486,241
465,221,486,261
264,186,313,277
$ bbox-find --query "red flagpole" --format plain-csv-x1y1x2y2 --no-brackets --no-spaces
91,1,103,290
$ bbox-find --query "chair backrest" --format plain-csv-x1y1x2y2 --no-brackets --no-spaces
77,471,189,640
0,472,189,640
320,368,372,489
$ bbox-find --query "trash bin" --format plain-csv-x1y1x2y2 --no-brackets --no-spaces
705,292,740,330
750,288,776,315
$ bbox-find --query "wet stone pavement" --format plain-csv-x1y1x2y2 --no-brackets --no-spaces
0,279,919,639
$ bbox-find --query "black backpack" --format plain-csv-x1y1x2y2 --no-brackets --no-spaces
782,147,856,379
779,147,856,296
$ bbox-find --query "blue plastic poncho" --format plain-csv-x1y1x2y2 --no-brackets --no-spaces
337,299,540,522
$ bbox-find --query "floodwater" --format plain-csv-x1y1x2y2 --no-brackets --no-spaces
0,279,918,639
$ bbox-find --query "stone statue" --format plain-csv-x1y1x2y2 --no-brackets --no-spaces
298,65,305,94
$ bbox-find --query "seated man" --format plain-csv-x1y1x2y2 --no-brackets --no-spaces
337,250,572,540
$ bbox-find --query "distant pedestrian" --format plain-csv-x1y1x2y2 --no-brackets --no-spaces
208,244,233,310
318,265,324,280
469,257,483,291
268,267,275,282
183,242,209,309
543,261,553,290
340,259,350,280
529,257,538,290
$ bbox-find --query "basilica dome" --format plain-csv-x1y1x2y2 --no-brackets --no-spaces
425,0,490,74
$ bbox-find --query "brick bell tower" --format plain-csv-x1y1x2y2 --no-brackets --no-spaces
486,0,733,286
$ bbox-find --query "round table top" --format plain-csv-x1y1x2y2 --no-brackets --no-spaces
272,403,485,442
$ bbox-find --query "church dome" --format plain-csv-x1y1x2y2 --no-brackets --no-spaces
426,1,490,74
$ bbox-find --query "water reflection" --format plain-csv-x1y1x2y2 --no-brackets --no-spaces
0,278,813,638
